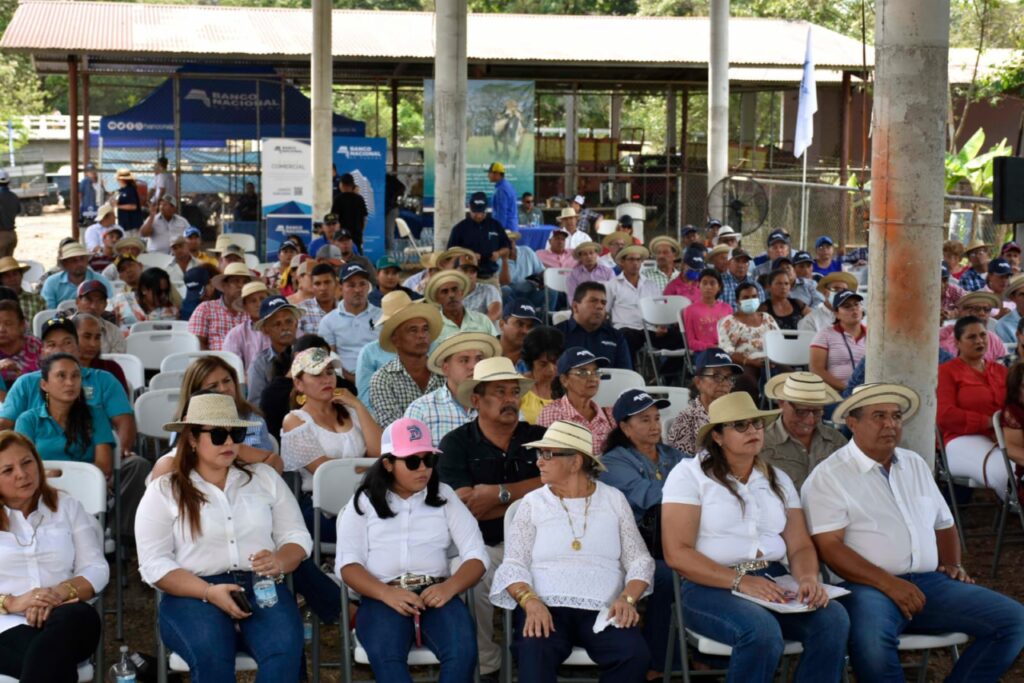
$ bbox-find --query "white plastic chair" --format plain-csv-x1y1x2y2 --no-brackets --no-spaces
148,370,186,392
32,308,59,337
160,350,244,382
551,310,572,325
542,267,572,323
20,259,44,290
126,332,200,371
639,296,692,385
130,320,189,335
397,218,431,257
644,385,691,442
133,389,180,455
614,202,646,221
763,329,816,381
220,232,257,253
102,353,146,397
596,218,618,236
137,252,173,269
594,368,645,408
243,253,260,270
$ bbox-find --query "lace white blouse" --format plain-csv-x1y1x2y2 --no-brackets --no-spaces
280,409,367,491
490,482,654,611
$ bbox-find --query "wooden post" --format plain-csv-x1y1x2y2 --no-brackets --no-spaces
68,56,80,240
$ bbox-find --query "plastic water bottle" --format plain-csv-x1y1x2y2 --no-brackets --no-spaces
303,610,313,642
253,574,278,609
109,645,136,683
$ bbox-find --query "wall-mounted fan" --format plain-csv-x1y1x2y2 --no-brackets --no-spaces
706,175,769,235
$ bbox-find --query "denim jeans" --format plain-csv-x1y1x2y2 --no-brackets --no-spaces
681,564,850,683
512,605,650,683
842,571,1024,683
355,595,477,683
159,572,304,683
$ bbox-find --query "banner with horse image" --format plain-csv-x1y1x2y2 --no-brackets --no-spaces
423,80,535,204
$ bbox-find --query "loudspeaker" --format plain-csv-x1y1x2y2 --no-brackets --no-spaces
993,156,1024,225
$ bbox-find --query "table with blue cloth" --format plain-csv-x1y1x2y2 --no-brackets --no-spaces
517,225,556,251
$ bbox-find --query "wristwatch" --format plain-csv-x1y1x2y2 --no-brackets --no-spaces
498,484,511,504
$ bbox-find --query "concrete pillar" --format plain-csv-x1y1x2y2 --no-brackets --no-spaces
866,0,950,465
311,0,333,220
739,92,757,148
707,0,730,194
564,88,578,198
433,0,468,248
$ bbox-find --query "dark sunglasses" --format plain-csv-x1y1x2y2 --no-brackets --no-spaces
722,419,766,434
192,427,247,446
391,453,439,470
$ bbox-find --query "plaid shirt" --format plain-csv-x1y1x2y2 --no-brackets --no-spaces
721,271,766,309
640,266,680,292
942,282,966,317
958,267,987,292
404,385,476,442
369,358,445,427
187,298,248,351
297,297,336,335
18,291,46,325
537,395,616,454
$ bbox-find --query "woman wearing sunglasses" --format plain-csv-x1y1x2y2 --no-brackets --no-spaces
135,393,312,683
537,347,616,453
661,393,849,683
337,417,486,683
491,420,655,683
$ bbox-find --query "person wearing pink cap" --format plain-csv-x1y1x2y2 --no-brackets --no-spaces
337,417,488,683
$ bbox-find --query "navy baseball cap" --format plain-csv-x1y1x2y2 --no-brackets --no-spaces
279,240,298,252
184,265,212,292
685,254,706,271
792,251,813,265
681,225,698,236
695,347,742,374
469,192,488,212
40,316,77,342
612,388,670,423
339,263,371,282
556,347,610,376
730,248,752,262
255,295,302,329
184,226,202,239
833,291,864,309
815,236,834,248
768,230,791,245
618,215,634,228
706,218,722,229
507,302,542,323
771,256,794,270
989,257,1013,276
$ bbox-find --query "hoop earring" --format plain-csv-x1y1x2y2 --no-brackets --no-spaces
296,394,306,406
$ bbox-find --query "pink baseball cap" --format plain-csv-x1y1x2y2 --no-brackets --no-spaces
381,418,442,458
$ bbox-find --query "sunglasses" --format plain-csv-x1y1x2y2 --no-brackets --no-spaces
392,453,439,470
192,427,248,446
537,449,578,461
723,419,766,434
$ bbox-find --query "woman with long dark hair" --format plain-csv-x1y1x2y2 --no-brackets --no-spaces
112,266,179,332
14,353,114,476
134,393,310,682
519,325,564,424
337,417,486,682
661,392,849,682
758,268,808,331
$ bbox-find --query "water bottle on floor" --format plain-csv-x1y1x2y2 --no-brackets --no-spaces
253,574,278,608
303,609,313,642
109,645,136,683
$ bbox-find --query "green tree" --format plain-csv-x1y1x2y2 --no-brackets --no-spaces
0,0,49,153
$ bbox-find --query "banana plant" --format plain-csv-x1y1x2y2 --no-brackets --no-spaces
945,128,1012,197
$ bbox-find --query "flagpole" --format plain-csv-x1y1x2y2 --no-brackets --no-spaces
800,152,808,251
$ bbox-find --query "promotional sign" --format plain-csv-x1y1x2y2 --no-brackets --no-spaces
262,137,313,260
423,80,535,204
266,215,313,261
333,137,388,263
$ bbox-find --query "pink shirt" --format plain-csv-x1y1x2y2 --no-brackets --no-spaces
683,301,733,352
664,276,700,303
938,325,1007,363
537,250,577,269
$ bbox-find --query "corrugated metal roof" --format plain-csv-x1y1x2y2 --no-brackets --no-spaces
1,1,874,69
948,48,1022,84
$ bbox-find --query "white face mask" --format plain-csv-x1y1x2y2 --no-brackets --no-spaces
738,298,760,314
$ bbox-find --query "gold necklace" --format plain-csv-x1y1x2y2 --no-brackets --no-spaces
557,484,593,551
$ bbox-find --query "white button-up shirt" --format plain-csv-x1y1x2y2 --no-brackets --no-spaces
135,464,312,586
662,455,800,566
605,273,663,331
800,441,955,578
0,493,109,635
335,483,488,583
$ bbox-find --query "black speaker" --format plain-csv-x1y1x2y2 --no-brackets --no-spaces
993,156,1024,225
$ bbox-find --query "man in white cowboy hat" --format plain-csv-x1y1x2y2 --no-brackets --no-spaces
187,262,251,350
318,263,380,382
713,224,740,248
937,290,1006,362
640,235,681,290
565,239,615,302
556,206,591,252
761,372,847,488
368,291,445,426
438,356,545,678
222,280,270,371
247,295,302,403
140,193,189,254
84,203,120,253
802,383,1024,683
425,269,499,342
798,271,859,334
404,332,501,442
41,241,113,309
0,256,45,323
959,237,992,292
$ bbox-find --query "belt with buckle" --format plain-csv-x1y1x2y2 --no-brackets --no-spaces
388,574,444,590
730,559,770,575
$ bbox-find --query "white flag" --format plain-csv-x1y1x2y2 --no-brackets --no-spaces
793,27,817,159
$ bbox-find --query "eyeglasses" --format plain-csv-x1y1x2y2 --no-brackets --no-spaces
723,419,765,433
193,427,248,445
700,373,736,385
791,406,824,419
568,369,600,379
537,449,578,461
393,453,439,470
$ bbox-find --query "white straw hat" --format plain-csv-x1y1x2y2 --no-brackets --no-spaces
524,420,606,472
763,372,841,406
164,393,259,432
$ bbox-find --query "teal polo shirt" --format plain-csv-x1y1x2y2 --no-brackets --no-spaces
0,367,132,423
15,403,115,463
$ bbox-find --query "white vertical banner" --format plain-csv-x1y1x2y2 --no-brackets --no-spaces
794,27,817,250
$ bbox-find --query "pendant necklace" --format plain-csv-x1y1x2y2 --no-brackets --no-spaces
557,484,593,551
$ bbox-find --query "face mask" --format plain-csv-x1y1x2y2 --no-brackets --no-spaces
738,298,760,314
685,269,700,281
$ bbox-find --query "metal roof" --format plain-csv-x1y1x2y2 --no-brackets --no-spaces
1,1,875,77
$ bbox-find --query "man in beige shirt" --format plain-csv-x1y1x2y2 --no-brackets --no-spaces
761,371,847,488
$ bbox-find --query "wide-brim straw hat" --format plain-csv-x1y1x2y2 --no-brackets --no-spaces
556,207,577,221
455,356,535,408
59,242,90,261
0,257,28,275
114,236,147,253
438,247,476,267
764,371,841,406
240,281,269,300
1004,273,1024,300
419,252,438,269
425,269,471,303
964,238,992,254
696,392,781,448
211,262,255,291
615,245,650,264
816,272,859,295
163,393,259,432
96,204,115,222
957,290,1000,310
649,235,681,255
524,420,607,472
706,244,731,261
427,332,502,374
115,168,135,181
377,291,443,353
506,230,522,241
832,383,921,423
602,231,632,249
572,241,601,258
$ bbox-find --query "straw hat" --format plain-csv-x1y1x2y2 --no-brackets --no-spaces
115,168,135,181
815,272,859,295
506,230,522,241
0,257,28,275
964,238,992,255
425,269,471,303
601,231,632,249
1004,273,1024,300
96,204,115,222
615,245,650,264
419,252,439,269
764,371,841,406
556,207,577,222
524,420,606,472
240,281,269,300
59,242,90,261
648,235,681,255
957,290,1000,310
211,262,255,291
572,241,601,258
376,291,443,352
438,247,475,268
696,392,781,448
427,332,502,374
832,383,921,423
455,356,535,408
706,244,731,261
163,393,259,432
114,236,146,254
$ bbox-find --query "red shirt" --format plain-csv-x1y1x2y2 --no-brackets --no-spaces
937,357,1007,445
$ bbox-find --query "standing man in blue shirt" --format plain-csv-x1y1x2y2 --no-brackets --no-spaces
488,161,518,232
447,192,511,286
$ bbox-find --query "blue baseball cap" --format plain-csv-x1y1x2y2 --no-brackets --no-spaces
184,226,202,239
685,254,706,271
681,224,698,236
815,236,834,248
706,218,722,229
507,302,542,323
771,255,794,270
792,251,813,265
556,347,610,376
469,192,488,212
695,347,742,374
768,230,791,245
339,262,371,282
988,257,1013,277
833,290,864,309
255,295,302,329
612,388,670,423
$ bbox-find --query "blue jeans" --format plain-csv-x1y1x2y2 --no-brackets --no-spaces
681,565,850,683
356,595,477,683
159,572,304,683
513,605,649,683
842,571,1024,683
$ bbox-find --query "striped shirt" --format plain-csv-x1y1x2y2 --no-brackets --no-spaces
537,395,617,454
369,359,445,427
640,266,680,292
810,324,867,386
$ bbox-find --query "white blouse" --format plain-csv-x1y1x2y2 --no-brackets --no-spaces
0,492,109,635
490,482,654,611
135,464,313,586
335,483,489,583
661,455,800,567
281,409,367,492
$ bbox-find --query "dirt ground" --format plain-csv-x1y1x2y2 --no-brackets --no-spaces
11,207,76,269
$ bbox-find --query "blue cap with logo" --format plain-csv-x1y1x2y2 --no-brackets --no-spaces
184,226,202,239
469,192,488,212
681,224,698,236
832,290,864,309
771,255,794,270
988,257,1013,277
815,235,834,248
612,388,671,423
685,254,706,271
255,295,302,329
339,262,371,282
792,251,813,265
768,230,791,245
556,347,610,376
695,347,742,374
507,302,543,323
